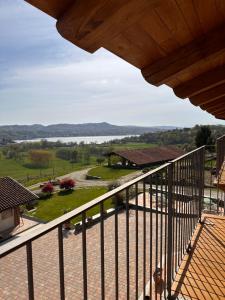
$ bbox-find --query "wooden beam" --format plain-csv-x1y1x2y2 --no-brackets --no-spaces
207,106,225,114
142,25,225,86
200,97,225,110
173,65,225,99
190,82,225,106
214,113,225,120
56,0,162,53
25,0,73,19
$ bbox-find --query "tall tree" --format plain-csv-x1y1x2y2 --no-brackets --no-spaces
29,150,52,168
195,126,213,148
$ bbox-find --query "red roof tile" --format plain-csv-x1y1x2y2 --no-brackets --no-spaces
109,147,184,166
0,177,38,212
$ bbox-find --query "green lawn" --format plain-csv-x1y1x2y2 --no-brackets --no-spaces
0,150,92,186
88,166,135,180
112,143,156,150
27,187,109,222
205,158,216,168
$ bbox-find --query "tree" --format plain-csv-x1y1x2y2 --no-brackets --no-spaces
60,178,75,190
29,150,52,168
96,157,105,165
195,126,214,148
71,150,78,163
42,182,54,194
56,148,72,160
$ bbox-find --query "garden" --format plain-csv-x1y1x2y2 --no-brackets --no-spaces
26,181,109,223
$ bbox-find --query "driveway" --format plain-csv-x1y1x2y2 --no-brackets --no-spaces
29,167,142,191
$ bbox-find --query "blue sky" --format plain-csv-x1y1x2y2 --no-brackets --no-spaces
0,0,224,127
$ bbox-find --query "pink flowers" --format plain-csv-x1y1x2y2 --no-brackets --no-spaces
42,182,54,194
60,178,75,190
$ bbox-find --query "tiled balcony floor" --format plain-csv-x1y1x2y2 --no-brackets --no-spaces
0,207,165,300
172,214,225,300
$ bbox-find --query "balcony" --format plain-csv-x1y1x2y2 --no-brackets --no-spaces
0,140,224,300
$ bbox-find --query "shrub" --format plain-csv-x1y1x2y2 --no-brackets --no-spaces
29,150,52,168
60,178,75,190
42,182,54,194
108,181,125,208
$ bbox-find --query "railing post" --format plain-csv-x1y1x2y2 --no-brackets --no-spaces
198,147,205,223
167,163,173,299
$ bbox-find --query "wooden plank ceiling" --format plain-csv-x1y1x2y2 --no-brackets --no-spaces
25,0,225,120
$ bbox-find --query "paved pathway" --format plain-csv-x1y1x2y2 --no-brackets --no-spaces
29,167,142,191
0,207,163,300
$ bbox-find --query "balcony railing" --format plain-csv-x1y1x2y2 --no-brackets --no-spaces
0,146,214,299
216,134,225,175
203,136,225,215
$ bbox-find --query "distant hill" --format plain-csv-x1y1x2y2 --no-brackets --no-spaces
0,122,178,140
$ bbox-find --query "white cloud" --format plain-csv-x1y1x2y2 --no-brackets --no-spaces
0,1,224,127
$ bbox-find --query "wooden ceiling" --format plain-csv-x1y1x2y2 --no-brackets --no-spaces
25,0,225,120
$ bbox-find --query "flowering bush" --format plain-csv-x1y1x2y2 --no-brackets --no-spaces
60,178,75,190
42,182,54,194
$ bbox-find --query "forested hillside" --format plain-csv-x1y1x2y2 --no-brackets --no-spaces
111,125,225,150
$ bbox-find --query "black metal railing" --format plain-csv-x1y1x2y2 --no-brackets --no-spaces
203,136,225,215
0,147,205,300
216,134,225,175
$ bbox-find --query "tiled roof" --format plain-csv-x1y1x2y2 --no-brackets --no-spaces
0,177,38,212
109,147,184,166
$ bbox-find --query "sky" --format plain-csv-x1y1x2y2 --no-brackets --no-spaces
0,0,224,127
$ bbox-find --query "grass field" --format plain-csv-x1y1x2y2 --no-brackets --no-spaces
0,142,155,185
111,143,156,150
27,187,109,222
88,166,135,180
0,150,91,186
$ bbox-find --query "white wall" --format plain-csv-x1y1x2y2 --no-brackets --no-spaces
0,209,15,233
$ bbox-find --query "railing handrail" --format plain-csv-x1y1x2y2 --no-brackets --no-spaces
0,146,204,259
170,146,205,163
217,134,225,141
0,162,170,258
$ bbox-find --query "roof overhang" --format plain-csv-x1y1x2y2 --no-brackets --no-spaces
25,0,225,120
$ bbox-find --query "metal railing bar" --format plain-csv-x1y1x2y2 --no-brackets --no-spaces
82,211,88,300
155,174,159,300
175,161,178,272
166,163,173,298
159,172,163,285
149,177,153,300
172,164,175,279
135,182,139,300
114,197,119,300
58,224,65,300
143,181,146,300
125,188,130,300
100,202,105,300
26,241,34,300
178,161,181,266
164,168,168,299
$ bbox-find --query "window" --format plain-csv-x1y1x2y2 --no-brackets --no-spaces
1,208,13,220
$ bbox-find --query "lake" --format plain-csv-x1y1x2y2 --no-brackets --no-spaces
16,135,137,144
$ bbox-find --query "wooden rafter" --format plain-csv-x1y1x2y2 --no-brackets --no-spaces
24,0,225,121
209,106,225,114
56,0,162,53
201,97,225,111
190,82,225,106
25,0,73,18
174,65,225,99
141,25,225,86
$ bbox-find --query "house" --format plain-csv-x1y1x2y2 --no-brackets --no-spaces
107,147,184,168
0,177,38,234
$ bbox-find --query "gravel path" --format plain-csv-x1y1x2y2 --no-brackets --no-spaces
28,167,142,191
